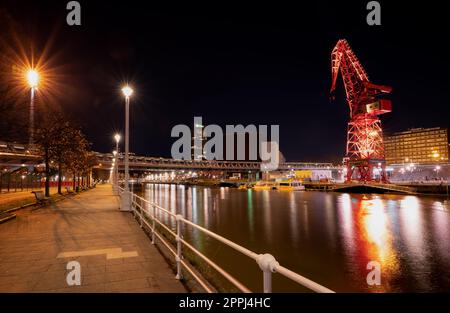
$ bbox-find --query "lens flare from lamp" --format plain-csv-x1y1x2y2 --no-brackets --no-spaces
121,86,133,98
26,69,39,88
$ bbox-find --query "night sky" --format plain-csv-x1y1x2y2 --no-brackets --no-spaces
0,1,449,163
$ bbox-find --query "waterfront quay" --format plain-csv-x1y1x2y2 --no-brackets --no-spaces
136,182,450,292
2,180,450,292
0,184,186,292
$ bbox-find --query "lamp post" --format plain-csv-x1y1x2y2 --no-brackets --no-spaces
120,86,133,211
113,133,121,194
26,69,39,146
112,150,117,193
436,165,441,179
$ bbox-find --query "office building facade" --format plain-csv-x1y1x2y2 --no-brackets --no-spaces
384,127,449,165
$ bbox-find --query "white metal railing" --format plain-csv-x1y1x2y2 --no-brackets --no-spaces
117,185,334,293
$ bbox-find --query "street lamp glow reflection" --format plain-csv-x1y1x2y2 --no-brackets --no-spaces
121,86,133,98
114,133,121,143
26,69,39,88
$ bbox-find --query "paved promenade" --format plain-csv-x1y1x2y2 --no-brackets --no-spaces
0,184,186,292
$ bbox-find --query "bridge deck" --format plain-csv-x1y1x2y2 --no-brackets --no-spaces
0,185,186,292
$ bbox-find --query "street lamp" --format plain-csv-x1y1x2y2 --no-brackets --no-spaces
436,165,441,178
120,85,133,211
114,133,121,193
26,69,39,146
114,133,121,145
112,150,118,192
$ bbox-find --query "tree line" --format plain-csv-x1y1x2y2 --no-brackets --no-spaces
35,114,95,197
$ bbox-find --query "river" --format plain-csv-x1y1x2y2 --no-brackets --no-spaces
139,184,450,292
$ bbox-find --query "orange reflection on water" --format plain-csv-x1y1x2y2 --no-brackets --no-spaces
358,197,399,291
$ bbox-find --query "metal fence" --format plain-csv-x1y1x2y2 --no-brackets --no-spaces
118,186,334,293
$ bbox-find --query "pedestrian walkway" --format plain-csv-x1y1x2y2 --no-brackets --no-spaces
0,184,187,292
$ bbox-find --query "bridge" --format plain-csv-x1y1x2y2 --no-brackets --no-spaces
94,152,339,171
0,142,41,168
0,141,340,172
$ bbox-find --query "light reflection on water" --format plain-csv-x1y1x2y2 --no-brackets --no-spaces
141,184,450,292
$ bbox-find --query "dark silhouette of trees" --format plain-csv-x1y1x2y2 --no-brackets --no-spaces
35,114,92,196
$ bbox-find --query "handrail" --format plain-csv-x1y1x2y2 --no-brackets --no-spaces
117,184,334,293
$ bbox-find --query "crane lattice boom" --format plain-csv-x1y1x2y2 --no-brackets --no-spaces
330,39,392,182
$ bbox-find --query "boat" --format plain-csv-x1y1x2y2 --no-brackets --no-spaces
238,184,251,190
252,181,276,191
276,179,306,191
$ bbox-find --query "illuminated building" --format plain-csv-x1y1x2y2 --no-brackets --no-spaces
384,127,449,165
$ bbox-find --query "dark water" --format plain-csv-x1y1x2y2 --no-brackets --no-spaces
140,184,450,292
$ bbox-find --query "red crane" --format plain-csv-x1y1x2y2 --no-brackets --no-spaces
330,39,392,182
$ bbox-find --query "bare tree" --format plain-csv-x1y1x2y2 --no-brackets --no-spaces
35,113,92,196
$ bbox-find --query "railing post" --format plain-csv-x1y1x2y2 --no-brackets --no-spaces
151,204,156,244
256,253,279,293
175,214,183,280
140,198,143,228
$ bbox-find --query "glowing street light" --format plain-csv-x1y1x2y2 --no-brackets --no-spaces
26,70,39,88
114,133,121,144
435,165,441,178
121,86,133,98
26,69,39,145
120,85,133,211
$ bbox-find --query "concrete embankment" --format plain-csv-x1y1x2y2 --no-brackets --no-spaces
304,182,450,195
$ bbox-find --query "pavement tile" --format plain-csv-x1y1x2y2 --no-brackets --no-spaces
0,185,186,293
104,278,149,292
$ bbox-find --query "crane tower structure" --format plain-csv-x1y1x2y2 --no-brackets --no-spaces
330,39,392,182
